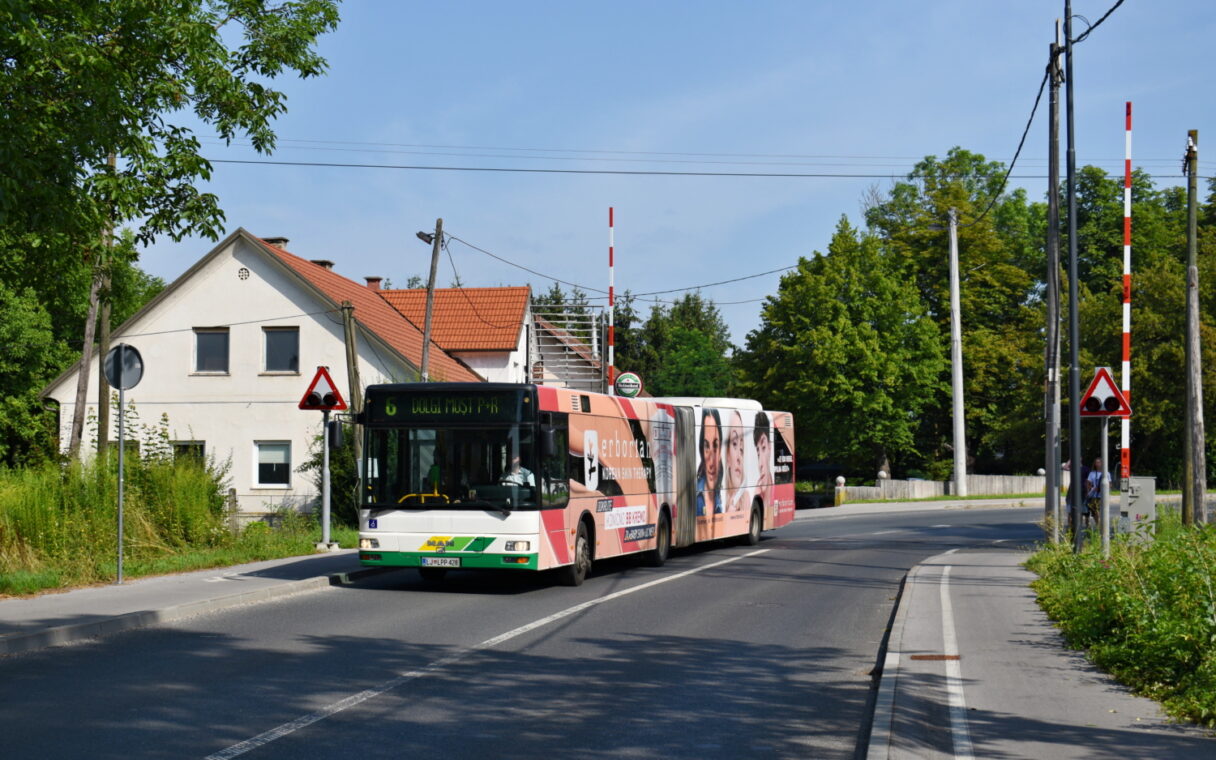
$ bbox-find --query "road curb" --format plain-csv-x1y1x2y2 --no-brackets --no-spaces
864,563,924,760
0,565,395,657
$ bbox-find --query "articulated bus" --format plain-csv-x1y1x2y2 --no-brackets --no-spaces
356,383,795,585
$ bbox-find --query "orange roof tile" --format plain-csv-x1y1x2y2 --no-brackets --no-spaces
380,287,530,352
255,236,481,382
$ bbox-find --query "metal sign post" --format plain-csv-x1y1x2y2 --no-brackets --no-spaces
103,344,143,584
1078,366,1130,556
1101,416,1111,558
299,367,346,551
321,409,331,547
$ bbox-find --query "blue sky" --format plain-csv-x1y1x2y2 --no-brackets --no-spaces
140,0,1216,346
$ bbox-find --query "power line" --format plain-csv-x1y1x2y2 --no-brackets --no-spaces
203,136,1215,170
445,234,606,294
446,231,793,304
207,158,928,179
960,68,1050,228
440,236,523,329
1071,0,1125,46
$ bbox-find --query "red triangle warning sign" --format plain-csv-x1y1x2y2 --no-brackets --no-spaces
299,366,348,411
1079,366,1130,417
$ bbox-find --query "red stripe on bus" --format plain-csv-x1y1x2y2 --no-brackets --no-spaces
537,385,559,411
541,509,570,565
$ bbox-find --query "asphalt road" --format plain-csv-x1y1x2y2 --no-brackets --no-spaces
0,506,1043,759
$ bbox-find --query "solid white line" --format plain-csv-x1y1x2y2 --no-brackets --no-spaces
204,549,770,759
940,566,974,760
871,530,898,535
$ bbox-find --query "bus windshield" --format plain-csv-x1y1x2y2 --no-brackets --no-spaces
365,424,536,510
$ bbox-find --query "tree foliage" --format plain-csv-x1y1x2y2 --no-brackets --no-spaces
1,0,341,247
614,292,734,397
0,0,339,460
738,219,944,474
741,147,1216,486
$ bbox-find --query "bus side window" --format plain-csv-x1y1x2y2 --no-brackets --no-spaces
541,414,569,507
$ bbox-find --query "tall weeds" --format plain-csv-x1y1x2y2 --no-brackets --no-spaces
1028,512,1216,727
0,455,231,592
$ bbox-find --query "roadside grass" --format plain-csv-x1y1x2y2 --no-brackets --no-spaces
0,458,358,597
1027,513,1216,727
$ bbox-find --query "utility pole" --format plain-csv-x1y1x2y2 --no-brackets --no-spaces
97,154,115,456
420,218,442,382
1183,131,1205,525
1045,30,1064,542
948,208,967,497
341,301,363,464
1064,1,1085,552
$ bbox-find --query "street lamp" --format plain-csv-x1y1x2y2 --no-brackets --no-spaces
416,220,442,381
931,209,968,497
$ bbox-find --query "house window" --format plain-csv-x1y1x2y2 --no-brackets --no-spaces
256,441,291,487
195,328,229,373
173,441,205,462
263,327,299,372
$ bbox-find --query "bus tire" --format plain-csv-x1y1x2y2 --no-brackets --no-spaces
418,567,447,583
559,521,592,587
742,504,762,546
645,510,671,567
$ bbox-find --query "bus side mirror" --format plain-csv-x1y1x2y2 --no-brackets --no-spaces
541,425,558,458
327,419,344,449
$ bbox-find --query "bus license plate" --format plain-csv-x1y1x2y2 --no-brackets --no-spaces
421,556,460,568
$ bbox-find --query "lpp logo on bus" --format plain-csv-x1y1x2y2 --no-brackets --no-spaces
584,429,599,491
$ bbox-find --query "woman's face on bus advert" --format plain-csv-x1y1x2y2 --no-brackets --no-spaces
702,415,720,488
727,412,744,488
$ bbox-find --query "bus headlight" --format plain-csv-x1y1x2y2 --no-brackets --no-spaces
360,538,380,549
504,541,530,552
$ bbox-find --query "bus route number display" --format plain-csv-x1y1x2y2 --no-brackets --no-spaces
369,390,527,423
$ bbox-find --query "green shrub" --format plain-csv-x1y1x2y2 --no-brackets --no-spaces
1028,512,1216,726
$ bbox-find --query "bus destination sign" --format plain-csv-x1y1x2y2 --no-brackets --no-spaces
367,389,529,424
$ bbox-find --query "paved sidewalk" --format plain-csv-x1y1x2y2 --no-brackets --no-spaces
867,549,1214,759
0,550,388,656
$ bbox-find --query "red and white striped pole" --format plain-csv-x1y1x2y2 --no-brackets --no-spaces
608,206,616,394
1120,102,1132,477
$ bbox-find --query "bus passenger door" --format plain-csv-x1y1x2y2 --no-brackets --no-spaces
673,406,697,548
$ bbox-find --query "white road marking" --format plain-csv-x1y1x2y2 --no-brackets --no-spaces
871,530,898,535
931,524,952,528
204,549,770,759
940,566,974,759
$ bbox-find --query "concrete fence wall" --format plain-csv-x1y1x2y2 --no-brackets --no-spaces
839,472,1073,503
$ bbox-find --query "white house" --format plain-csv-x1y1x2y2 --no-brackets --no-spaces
43,229,617,520
43,229,484,519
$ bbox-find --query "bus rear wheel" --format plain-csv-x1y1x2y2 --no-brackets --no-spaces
742,504,762,546
645,511,671,567
560,522,591,586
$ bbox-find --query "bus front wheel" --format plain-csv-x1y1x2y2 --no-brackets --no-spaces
560,522,592,586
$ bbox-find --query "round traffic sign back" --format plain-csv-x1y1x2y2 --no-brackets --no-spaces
104,344,144,390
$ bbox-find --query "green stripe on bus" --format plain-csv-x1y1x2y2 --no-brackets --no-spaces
360,551,538,571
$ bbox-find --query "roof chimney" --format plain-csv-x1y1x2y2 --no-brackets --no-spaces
309,259,335,270
263,236,289,248
364,276,383,291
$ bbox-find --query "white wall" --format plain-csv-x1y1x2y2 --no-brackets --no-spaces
46,236,412,517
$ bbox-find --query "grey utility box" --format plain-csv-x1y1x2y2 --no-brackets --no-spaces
1118,476,1156,534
